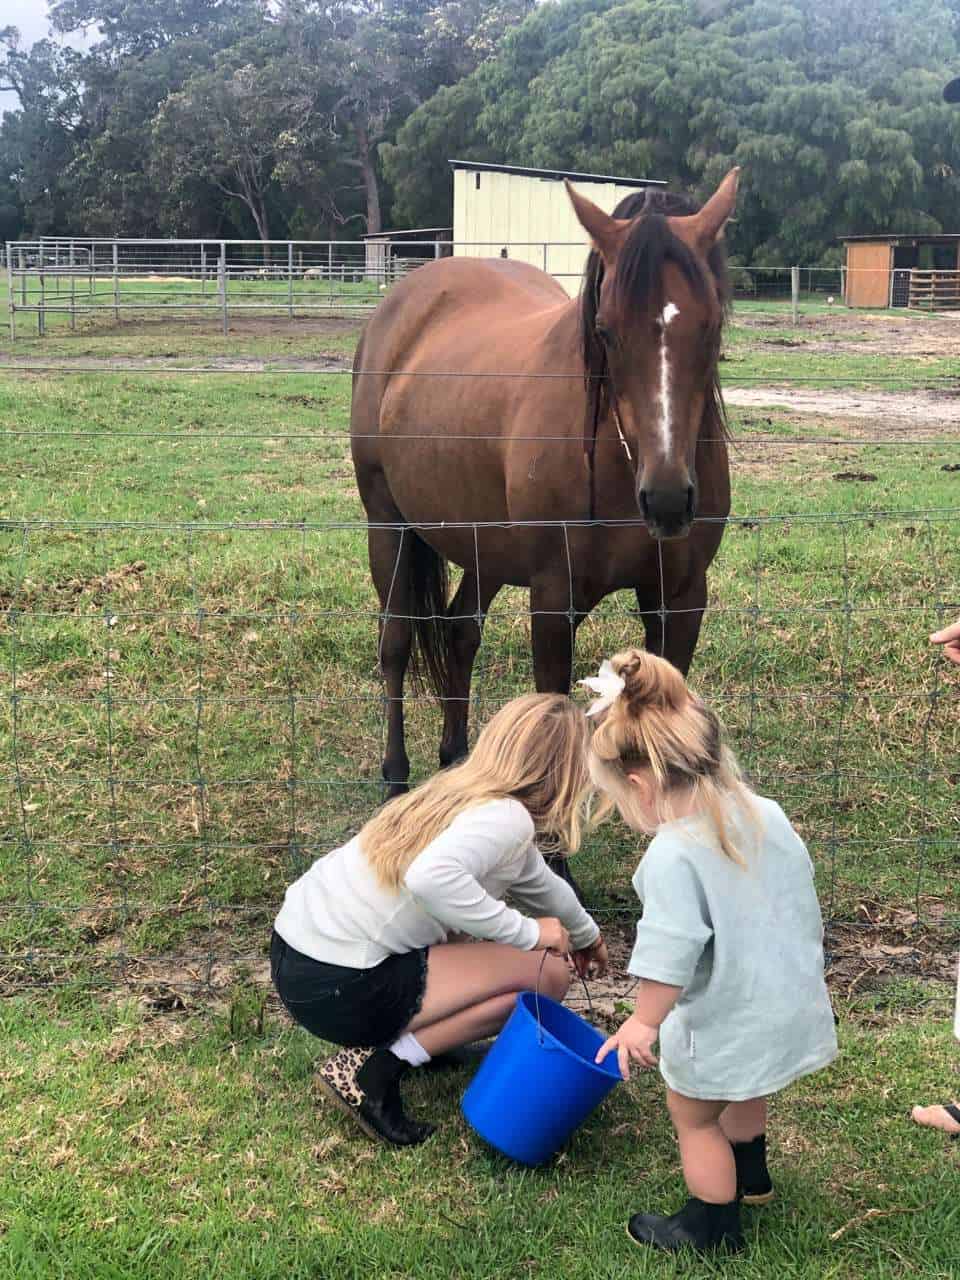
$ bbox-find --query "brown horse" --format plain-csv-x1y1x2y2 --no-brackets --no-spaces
351,169,739,794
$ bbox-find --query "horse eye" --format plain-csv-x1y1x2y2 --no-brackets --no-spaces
595,322,613,344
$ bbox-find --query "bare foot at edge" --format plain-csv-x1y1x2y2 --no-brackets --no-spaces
911,1103,960,1135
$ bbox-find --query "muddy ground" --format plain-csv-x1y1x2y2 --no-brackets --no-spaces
743,305,960,358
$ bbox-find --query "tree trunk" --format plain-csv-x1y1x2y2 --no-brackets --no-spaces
250,197,270,243
356,124,381,234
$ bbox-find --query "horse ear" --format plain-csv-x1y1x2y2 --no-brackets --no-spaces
688,167,741,247
565,181,627,262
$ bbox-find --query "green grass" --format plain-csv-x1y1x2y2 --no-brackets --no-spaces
2,278,958,390
0,368,958,978
1,282,959,1278
0,276,366,361
1,984,959,1279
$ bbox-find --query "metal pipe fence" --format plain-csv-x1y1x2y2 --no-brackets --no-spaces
4,236,936,338
5,236,597,337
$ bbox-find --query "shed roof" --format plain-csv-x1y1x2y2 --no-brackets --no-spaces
361,227,452,240
449,160,665,188
840,233,960,244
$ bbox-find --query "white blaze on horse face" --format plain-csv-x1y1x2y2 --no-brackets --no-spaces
657,302,680,455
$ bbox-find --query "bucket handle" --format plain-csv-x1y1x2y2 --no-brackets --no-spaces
534,950,595,1046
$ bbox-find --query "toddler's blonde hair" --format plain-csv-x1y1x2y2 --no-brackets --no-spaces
588,648,755,866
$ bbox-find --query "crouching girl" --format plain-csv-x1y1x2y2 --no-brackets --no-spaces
587,650,837,1255
272,693,608,1147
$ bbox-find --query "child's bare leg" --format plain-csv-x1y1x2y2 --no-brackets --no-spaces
720,1098,767,1143
666,1090,735,1203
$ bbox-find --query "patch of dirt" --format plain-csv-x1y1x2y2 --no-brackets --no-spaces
825,898,959,994
563,910,957,1032
738,307,960,358
726,386,960,428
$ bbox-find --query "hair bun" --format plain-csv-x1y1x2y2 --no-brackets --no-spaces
611,649,688,714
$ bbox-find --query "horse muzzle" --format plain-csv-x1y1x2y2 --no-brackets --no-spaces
638,483,696,541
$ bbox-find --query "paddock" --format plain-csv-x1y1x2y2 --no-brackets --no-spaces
1,282,958,1273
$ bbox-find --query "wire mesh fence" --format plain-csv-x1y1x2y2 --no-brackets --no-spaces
2,502,958,996
1,240,959,997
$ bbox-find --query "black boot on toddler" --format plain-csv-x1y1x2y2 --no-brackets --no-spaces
317,1047,435,1147
627,1197,744,1254
733,1133,774,1205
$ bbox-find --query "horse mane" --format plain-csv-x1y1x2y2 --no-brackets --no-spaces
580,187,732,450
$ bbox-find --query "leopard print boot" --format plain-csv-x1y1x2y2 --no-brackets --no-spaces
316,1047,435,1147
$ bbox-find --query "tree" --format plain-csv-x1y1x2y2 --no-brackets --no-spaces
385,0,960,263
282,0,533,235
151,45,321,241
50,0,265,57
0,27,86,234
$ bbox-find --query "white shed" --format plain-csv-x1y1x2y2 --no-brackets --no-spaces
451,160,665,296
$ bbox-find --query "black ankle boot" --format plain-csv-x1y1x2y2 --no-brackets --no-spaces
627,1197,744,1254
733,1134,774,1205
317,1047,435,1147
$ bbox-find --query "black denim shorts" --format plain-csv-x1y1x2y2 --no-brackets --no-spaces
270,930,429,1048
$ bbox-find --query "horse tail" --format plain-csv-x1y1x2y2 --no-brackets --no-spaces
408,532,450,696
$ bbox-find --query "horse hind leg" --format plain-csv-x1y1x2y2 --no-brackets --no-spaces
438,572,501,771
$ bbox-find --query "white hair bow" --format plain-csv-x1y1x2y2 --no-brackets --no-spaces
578,659,625,718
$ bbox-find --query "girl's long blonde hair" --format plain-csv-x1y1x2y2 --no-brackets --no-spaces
589,648,755,866
362,693,591,889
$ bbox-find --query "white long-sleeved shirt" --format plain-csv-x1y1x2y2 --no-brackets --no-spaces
274,797,600,968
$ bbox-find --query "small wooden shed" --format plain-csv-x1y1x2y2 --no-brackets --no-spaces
841,234,960,309
450,160,664,296
362,226,452,281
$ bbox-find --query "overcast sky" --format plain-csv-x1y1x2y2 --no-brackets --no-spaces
1,0,96,117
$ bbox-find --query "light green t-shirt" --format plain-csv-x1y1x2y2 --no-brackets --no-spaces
629,793,838,1101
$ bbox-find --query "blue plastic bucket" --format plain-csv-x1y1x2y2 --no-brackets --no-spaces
461,990,621,1165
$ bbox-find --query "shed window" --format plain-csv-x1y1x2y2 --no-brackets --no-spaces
475,173,481,190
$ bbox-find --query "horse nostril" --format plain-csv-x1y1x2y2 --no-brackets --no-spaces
685,485,695,519
638,490,650,520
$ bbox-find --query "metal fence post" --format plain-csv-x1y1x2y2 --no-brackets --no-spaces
791,265,800,325
38,251,45,336
113,241,120,323
219,240,228,334
288,240,294,319
20,246,26,307
200,243,207,298
6,243,14,341
69,239,76,330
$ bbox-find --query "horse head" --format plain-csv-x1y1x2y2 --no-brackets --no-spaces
570,169,739,540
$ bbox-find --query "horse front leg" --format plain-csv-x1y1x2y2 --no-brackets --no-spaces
530,577,579,694
530,575,588,901
439,573,501,770
635,572,707,676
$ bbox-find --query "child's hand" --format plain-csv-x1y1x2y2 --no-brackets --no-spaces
932,618,960,665
595,1014,659,1080
535,917,571,955
572,934,609,979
